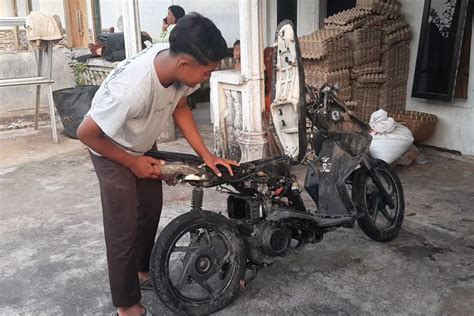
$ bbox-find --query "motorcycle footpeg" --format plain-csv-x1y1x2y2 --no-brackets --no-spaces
240,264,261,288
342,220,355,228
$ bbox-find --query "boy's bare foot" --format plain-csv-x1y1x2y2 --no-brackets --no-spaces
117,303,146,316
88,43,103,56
138,271,150,282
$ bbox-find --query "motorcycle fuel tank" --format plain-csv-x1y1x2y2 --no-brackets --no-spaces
270,20,307,164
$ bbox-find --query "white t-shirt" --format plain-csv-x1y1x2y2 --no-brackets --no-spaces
87,43,199,155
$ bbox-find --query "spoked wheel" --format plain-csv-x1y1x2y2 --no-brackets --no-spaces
150,211,246,315
352,158,404,242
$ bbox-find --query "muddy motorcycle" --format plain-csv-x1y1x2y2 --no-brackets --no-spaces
146,21,404,315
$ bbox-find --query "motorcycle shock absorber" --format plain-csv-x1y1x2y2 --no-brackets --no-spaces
191,187,204,211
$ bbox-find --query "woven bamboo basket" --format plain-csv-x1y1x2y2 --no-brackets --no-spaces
389,110,438,143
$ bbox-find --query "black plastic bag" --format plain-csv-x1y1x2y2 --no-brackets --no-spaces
53,85,100,139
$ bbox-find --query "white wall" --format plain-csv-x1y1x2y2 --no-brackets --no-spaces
99,0,128,32
34,0,65,25
400,0,474,155
136,0,170,39
173,0,240,47
266,0,322,46
297,0,320,37
98,0,240,47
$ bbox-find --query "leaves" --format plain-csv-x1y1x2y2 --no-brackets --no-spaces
428,0,458,39
65,47,87,87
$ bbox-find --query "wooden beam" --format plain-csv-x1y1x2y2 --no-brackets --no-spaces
63,0,90,48
91,0,101,42
10,0,19,50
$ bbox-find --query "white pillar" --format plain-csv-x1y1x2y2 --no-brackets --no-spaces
238,0,268,162
121,0,141,58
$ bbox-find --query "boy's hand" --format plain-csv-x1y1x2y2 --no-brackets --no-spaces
129,156,165,179
202,153,240,177
162,20,170,32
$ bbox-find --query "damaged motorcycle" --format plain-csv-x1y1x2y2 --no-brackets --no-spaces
146,20,404,315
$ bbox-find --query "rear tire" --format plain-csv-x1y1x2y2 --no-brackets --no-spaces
150,210,246,315
352,158,404,242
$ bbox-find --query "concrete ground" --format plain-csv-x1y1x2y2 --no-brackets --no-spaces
1,104,473,315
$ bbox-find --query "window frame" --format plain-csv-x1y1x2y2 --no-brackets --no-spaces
412,0,470,101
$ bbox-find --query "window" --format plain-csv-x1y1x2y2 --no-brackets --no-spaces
455,3,472,99
326,0,356,17
277,0,297,25
412,0,471,101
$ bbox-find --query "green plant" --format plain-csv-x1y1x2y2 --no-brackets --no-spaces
66,47,88,87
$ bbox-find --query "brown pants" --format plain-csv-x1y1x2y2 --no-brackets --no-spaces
90,152,163,307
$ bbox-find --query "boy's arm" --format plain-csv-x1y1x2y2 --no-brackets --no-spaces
173,97,239,176
77,116,163,179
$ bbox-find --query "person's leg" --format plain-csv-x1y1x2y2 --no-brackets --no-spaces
90,153,143,309
135,178,163,280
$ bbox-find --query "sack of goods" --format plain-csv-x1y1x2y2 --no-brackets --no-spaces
369,109,414,164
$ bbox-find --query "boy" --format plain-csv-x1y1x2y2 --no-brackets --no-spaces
77,13,237,316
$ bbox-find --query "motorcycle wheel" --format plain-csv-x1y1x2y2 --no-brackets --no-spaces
150,210,246,315
352,158,404,242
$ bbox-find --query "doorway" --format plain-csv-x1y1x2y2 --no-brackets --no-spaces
64,0,90,48
277,0,297,25
326,0,356,17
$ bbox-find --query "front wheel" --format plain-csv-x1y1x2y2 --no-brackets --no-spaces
352,158,404,242
150,210,246,315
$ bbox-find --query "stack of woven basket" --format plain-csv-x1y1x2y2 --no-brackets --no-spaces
300,0,412,122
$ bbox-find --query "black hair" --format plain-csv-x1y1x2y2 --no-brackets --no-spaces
233,40,240,47
168,5,185,22
169,12,228,65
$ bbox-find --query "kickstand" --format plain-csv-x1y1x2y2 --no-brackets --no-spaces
240,263,263,289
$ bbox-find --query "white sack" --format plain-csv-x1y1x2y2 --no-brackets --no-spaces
369,109,414,164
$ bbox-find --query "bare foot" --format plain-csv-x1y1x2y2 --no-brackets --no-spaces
88,43,103,56
117,303,146,316
138,271,150,282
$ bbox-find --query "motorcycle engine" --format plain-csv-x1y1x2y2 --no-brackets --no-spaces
258,222,290,256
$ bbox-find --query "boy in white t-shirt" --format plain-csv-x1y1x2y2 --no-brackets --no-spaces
77,13,237,316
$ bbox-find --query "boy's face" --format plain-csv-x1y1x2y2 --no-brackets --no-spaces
177,56,219,87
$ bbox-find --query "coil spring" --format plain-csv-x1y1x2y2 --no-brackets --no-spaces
191,187,203,211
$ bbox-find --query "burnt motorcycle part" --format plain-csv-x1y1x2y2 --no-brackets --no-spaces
241,264,262,287
304,160,320,207
352,158,405,242
150,211,246,315
315,131,372,216
227,195,262,223
258,222,290,256
267,204,355,228
360,157,395,209
191,187,204,211
270,20,307,164
146,150,204,164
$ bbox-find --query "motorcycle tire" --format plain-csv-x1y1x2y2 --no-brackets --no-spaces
150,210,246,315
352,158,404,242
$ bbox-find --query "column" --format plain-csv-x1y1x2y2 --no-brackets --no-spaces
238,0,268,162
121,0,141,58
